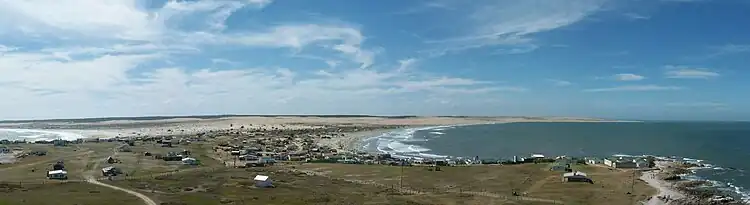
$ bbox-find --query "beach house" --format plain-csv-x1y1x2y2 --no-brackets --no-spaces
47,170,68,180
101,166,122,176
562,171,592,183
0,146,10,153
604,158,638,168
254,175,273,188
182,157,199,165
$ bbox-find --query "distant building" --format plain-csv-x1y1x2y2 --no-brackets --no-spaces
562,171,592,183
585,157,602,165
182,157,199,165
102,166,121,176
47,170,68,180
53,140,67,147
604,158,639,169
254,175,273,188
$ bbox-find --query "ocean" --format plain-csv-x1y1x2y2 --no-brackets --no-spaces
360,122,750,203
0,128,85,142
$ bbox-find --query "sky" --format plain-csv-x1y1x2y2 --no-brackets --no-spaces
0,0,748,121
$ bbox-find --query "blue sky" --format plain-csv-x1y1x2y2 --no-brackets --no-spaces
0,0,748,121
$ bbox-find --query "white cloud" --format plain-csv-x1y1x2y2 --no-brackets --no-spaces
613,73,646,81
665,102,726,108
664,66,720,79
228,24,376,68
704,44,750,59
583,85,683,92
623,13,650,20
546,79,573,87
425,0,608,56
397,58,418,72
0,0,524,120
0,0,269,42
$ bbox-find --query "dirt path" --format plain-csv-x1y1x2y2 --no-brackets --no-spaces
81,145,158,205
86,176,158,205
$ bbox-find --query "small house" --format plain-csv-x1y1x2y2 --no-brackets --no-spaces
102,166,122,176
47,170,68,180
260,157,276,165
562,171,592,183
530,154,545,159
181,157,199,165
106,156,117,164
585,158,602,165
53,140,67,147
52,161,65,170
613,160,638,168
254,175,273,188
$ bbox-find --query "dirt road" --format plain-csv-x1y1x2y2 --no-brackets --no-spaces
86,176,157,205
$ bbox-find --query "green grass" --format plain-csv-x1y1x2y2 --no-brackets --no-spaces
106,167,500,205
0,182,141,205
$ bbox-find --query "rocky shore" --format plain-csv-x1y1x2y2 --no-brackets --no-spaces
643,161,743,205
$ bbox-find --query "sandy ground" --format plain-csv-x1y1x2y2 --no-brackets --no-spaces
640,162,685,205
1,116,614,139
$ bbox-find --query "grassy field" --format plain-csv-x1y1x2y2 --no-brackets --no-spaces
1,143,656,205
295,163,656,205
107,166,519,205
0,142,218,182
0,181,141,205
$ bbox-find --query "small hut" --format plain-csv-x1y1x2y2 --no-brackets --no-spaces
181,157,199,165
254,175,273,188
562,171,592,183
106,156,117,164
47,170,68,180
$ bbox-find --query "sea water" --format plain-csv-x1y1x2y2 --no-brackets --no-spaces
0,128,85,142
360,122,750,203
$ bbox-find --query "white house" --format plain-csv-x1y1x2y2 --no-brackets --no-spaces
0,146,10,153
47,170,68,180
562,171,591,183
182,157,199,165
254,175,273,188
530,154,545,159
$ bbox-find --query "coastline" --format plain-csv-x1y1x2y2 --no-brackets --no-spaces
640,162,686,205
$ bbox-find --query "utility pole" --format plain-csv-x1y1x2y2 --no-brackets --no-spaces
630,170,636,193
399,163,404,190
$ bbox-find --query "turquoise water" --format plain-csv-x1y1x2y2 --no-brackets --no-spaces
361,122,750,202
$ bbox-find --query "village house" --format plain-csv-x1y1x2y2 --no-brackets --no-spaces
562,171,592,183
585,157,602,165
0,146,10,153
254,175,273,188
182,157,199,165
604,158,638,169
102,166,122,176
47,170,68,180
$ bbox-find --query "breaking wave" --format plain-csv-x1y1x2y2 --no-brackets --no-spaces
0,128,85,142
360,125,457,160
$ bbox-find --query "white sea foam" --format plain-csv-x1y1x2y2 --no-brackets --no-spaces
361,125,458,159
0,128,85,142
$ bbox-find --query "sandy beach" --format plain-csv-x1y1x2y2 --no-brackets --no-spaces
641,168,685,205
0,115,613,143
